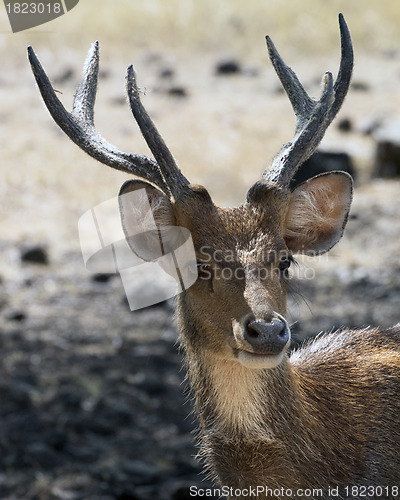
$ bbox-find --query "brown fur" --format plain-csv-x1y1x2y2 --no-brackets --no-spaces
169,182,400,499
30,25,399,499
117,174,400,499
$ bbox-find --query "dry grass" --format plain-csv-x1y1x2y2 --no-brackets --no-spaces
12,0,400,55
1,0,400,263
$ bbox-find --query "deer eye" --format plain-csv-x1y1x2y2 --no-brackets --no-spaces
278,255,293,277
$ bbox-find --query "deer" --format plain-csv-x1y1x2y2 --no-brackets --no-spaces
28,14,400,500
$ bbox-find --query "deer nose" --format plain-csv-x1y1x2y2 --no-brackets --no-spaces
243,317,290,354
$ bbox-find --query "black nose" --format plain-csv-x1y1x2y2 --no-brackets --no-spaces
243,317,290,354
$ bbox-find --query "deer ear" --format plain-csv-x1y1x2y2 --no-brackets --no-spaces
118,180,176,261
284,171,353,255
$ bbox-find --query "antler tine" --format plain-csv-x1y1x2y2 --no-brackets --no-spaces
72,41,99,124
126,65,190,200
330,13,354,120
263,13,353,187
27,44,167,193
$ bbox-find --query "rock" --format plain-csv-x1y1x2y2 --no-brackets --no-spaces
20,245,48,265
167,86,188,98
92,272,114,283
6,309,26,322
337,118,352,132
373,122,400,178
290,151,356,189
373,141,400,178
215,59,241,75
351,81,370,92
159,67,175,79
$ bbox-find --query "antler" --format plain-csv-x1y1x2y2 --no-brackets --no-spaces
263,13,353,187
27,42,189,200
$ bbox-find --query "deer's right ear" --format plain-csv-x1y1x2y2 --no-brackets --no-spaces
118,180,176,261
284,171,353,255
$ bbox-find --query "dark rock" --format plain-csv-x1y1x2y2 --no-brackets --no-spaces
215,59,241,75
167,86,188,98
373,124,400,178
20,245,48,265
290,151,356,189
337,118,352,132
351,81,370,92
92,273,114,283
374,141,400,178
6,310,26,322
159,67,175,79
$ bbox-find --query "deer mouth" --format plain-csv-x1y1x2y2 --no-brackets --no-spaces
235,348,286,369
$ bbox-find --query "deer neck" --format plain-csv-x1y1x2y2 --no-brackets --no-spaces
178,308,301,439
212,358,297,433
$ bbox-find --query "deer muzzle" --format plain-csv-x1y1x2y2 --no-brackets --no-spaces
234,314,291,369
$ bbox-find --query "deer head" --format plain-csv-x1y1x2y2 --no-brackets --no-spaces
28,14,353,371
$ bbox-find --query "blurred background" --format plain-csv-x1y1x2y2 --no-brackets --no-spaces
1,1,400,499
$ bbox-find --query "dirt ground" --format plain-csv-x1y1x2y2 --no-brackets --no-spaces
1,1,400,499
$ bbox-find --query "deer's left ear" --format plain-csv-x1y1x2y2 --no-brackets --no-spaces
118,179,176,261
284,171,353,255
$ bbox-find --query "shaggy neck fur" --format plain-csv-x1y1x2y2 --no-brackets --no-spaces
178,299,393,493
181,333,313,491
189,353,299,438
